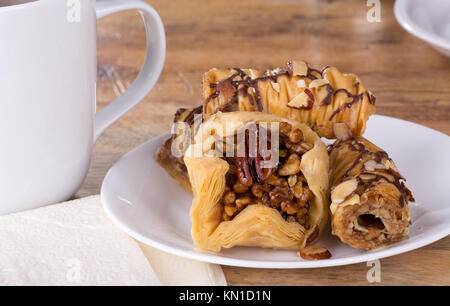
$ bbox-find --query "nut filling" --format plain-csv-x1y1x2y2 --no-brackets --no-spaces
218,122,314,227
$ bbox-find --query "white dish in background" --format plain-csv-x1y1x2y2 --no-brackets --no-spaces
395,0,450,57
101,115,450,268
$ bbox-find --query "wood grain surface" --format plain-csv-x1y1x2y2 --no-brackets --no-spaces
76,0,450,285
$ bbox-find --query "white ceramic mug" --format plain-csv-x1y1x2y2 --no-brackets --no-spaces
0,0,165,214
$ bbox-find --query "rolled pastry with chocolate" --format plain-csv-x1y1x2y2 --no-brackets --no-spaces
329,135,414,250
184,111,329,252
202,60,376,139
156,106,202,192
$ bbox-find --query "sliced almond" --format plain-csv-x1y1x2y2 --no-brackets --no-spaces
331,179,358,205
287,89,314,110
364,160,386,172
333,122,352,141
359,174,376,181
296,79,306,88
308,79,329,88
371,171,395,183
270,81,280,93
382,159,403,179
330,194,360,214
287,60,308,76
300,246,332,260
341,193,360,207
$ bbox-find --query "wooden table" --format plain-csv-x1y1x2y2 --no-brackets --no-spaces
76,0,450,285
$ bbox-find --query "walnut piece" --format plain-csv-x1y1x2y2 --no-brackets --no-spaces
278,153,302,176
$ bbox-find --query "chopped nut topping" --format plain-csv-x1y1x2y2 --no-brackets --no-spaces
223,191,236,205
289,128,304,143
287,89,314,110
292,181,304,199
236,196,252,208
266,175,288,186
290,142,313,154
287,60,308,76
279,149,288,158
251,184,264,198
295,184,312,207
279,122,292,135
219,122,314,225
278,153,302,176
233,181,249,193
224,205,237,217
281,200,298,215
269,186,292,207
288,175,298,187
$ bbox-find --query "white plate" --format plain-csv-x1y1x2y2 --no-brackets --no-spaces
395,0,450,57
101,115,450,268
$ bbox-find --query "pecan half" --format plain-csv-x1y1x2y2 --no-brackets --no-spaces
236,156,253,187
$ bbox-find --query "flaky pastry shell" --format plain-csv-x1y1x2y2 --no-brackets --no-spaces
329,137,414,250
184,112,329,252
202,61,376,139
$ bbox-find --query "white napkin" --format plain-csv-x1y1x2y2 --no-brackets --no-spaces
0,195,226,286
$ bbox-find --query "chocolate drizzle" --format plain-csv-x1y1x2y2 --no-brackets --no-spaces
329,89,365,120
320,84,335,106
205,68,288,113
204,62,375,121
332,139,414,208
174,105,203,125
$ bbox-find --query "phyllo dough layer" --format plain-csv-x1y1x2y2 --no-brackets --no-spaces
329,137,414,250
184,112,329,252
203,60,376,139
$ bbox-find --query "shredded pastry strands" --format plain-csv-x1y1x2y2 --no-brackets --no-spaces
184,112,329,252
203,60,376,139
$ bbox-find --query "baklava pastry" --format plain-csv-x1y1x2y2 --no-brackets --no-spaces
202,60,376,139
184,111,329,252
156,106,202,192
329,135,414,250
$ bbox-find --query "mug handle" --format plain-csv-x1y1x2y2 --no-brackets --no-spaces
93,0,166,142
